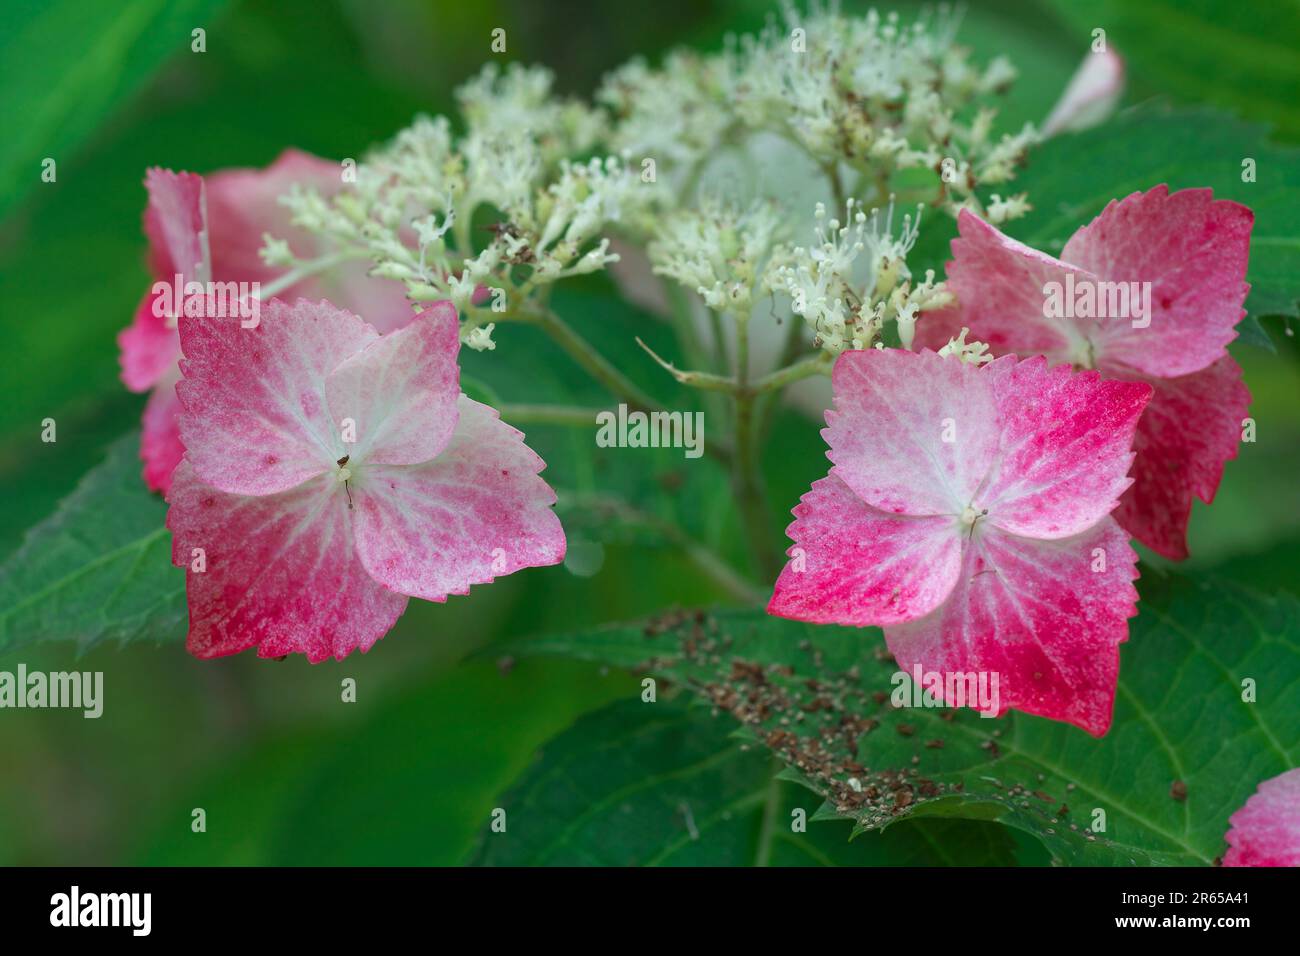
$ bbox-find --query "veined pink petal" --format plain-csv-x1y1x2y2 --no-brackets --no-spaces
205,149,335,284
1224,768,1300,867
140,368,184,493
318,260,417,335
1112,356,1250,560
826,348,1000,516
206,149,413,334
167,461,407,662
1062,186,1252,378
126,155,418,497
885,517,1139,736
982,355,1151,539
143,168,209,284
177,298,378,497
324,301,460,467
353,396,565,601
921,210,1087,362
921,197,1255,562
767,474,961,626
910,302,968,355
119,288,181,392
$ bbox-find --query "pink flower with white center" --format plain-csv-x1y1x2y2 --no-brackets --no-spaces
1223,768,1300,867
165,298,565,662
914,186,1253,559
768,348,1151,736
119,150,412,493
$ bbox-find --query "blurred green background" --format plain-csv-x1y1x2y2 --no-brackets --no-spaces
0,0,1296,865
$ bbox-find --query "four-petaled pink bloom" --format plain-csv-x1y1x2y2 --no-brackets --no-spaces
166,298,565,662
1223,768,1300,867
915,186,1253,559
119,151,411,493
768,349,1151,736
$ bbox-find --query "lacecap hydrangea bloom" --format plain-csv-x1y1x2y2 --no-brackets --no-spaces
768,348,1151,736
166,299,564,661
916,186,1253,559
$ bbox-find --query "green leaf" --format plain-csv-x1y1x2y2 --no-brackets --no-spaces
0,392,145,561
0,0,434,458
1040,0,1300,142
494,573,1300,865
470,697,1038,866
0,431,185,651
131,657,631,865
0,0,230,222
900,0,1079,131
911,106,1300,351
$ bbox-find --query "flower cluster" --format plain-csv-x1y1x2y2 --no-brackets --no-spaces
115,0,1258,766
763,200,953,354
263,6,1037,371
647,198,783,316
600,4,1035,220
274,63,651,351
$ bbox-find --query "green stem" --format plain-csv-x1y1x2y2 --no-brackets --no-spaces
637,336,738,393
663,280,728,432
534,308,664,414
754,759,784,867
662,281,711,377
498,404,605,427
732,391,779,582
731,314,780,583
563,493,763,605
515,314,734,463
259,249,361,299
825,161,847,211
753,352,832,392
757,315,813,441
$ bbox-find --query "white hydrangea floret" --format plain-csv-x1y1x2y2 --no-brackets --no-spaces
938,326,995,365
648,198,782,315
764,198,952,355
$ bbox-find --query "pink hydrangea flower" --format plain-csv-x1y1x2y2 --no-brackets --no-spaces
915,186,1253,559
119,150,412,493
1223,768,1300,866
768,349,1151,736
166,298,565,662
1040,47,1124,138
